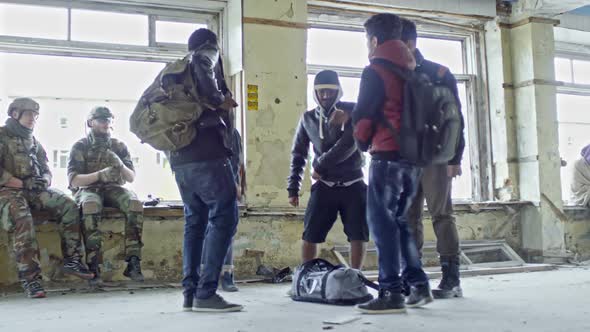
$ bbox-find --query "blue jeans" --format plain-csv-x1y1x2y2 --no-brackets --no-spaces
173,158,238,299
202,228,236,271
367,159,428,293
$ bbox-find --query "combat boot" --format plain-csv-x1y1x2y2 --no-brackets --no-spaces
22,276,46,299
432,256,463,299
123,256,144,282
87,260,102,288
63,258,95,280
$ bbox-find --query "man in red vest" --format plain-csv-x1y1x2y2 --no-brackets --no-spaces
352,13,432,314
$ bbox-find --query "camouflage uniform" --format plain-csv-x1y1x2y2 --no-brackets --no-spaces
0,99,84,281
67,108,143,268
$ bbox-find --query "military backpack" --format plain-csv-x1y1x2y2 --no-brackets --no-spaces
130,54,205,151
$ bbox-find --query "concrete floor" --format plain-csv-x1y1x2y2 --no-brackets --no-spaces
1,267,589,332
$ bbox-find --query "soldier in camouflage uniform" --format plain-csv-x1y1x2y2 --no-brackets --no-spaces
68,106,144,284
0,98,95,298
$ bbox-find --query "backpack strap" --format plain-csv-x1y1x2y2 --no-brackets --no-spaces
182,52,199,101
370,58,413,81
368,59,406,143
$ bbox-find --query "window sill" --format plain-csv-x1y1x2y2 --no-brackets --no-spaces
30,201,535,223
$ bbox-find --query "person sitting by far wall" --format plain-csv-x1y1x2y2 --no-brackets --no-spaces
571,144,590,206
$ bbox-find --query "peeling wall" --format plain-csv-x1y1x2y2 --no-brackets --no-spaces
0,207,526,286
564,208,590,261
243,0,309,208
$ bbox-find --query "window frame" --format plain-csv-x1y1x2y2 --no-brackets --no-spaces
555,49,590,97
305,19,490,202
0,0,224,202
0,0,219,62
554,48,590,204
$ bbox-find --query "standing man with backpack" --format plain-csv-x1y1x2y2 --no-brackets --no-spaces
287,70,369,270
352,13,432,314
171,28,242,312
402,19,465,299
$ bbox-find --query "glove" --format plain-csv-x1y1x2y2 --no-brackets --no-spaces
98,167,121,184
23,176,49,191
105,151,124,169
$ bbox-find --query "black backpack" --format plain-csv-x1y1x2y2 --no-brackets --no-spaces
371,58,462,167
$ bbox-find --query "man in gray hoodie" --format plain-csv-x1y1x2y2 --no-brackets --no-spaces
287,70,368,269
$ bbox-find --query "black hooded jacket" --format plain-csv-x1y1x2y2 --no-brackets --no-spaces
287,76,364,197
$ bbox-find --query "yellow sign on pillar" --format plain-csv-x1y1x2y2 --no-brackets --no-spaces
247,84,259,111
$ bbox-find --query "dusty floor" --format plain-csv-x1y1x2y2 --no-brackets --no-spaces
1,266,589,332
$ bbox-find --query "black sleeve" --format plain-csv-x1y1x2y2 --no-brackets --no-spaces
443,71,466,165
287,116,311,197
192,45,226,107
314,120,357,174
352,67,385,152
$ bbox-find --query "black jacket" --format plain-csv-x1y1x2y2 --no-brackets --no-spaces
169,42,233,167
287,101,364,197
414,49,466,165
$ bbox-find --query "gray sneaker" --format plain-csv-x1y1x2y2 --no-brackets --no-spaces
193,293,243,312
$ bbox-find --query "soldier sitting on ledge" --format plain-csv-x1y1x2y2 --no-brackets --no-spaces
0,98,94,298
68,106,145,286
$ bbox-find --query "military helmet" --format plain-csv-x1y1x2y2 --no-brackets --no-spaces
88,106,114,121
7,97,40,117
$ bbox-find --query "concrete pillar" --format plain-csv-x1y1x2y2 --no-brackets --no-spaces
485,20,520,199
242,0,308,207
508,20,566,260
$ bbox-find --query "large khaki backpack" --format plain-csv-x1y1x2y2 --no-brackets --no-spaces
130,54,204,151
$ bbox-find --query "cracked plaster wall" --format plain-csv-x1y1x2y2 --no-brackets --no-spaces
0,209,526,286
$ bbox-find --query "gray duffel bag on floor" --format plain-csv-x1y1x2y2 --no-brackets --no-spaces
291,258,378,305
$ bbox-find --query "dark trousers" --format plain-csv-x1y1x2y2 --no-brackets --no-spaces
407,163,460,259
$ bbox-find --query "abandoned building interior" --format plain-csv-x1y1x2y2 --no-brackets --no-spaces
2,0,590,331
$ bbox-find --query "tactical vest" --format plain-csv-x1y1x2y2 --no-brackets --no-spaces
78,137,126,186
0,128,43,179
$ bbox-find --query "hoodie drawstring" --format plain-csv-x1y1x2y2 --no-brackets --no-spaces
319,111,324,140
